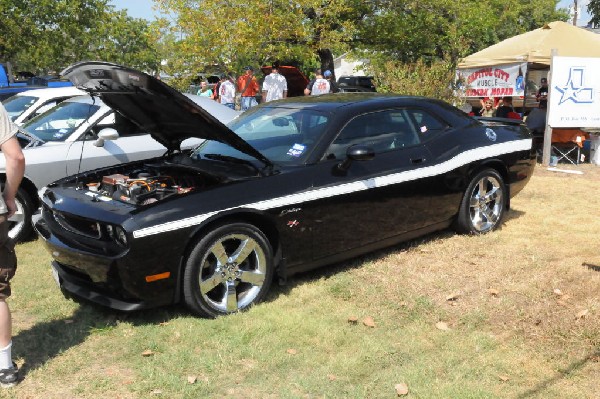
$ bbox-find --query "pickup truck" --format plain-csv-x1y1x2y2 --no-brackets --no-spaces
1,62,71,100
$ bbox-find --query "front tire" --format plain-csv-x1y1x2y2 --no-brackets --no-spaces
456,169,506,234
183,223,274,318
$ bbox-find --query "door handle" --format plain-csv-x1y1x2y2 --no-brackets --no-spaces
411,158,425,164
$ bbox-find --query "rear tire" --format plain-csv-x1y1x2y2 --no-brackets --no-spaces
456,169,505,234
183,223,274,318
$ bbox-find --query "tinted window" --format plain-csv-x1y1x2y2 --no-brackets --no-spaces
192,107,330,165
406,109,448,138
3,95,36,121
324,110,421,160
22,101,100,142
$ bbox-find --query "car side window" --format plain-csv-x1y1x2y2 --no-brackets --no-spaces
406,109,448,138
323,110,421,160
87,112,142,140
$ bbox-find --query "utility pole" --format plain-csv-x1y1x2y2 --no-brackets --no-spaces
574,0,578,26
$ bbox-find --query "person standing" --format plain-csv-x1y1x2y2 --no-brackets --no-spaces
219,74,237,110
495,96,514,118
304,68,321,95
536,77,549,109
262,62,288,103
197,81,213,98
0,102,25,388
310,71,330,96
237,66,260,111
323,70,339,93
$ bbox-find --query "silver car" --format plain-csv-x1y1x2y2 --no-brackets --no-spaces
2,93,239,241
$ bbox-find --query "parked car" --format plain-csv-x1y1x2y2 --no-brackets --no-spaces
2,92,239,242
338,86,375,93
35,62,535,318
2,86,85,125
337,75,376,92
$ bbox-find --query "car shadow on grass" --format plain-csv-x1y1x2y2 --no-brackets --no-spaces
12,303,187,379
267,228,457,301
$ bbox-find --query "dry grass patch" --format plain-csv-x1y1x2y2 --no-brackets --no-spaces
1,163,599,398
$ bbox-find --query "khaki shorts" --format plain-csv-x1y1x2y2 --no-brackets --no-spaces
0,215,17,300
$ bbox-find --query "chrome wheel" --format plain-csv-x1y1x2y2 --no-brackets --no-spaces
184,223,274,317
456,169,505,234
468,175,503,232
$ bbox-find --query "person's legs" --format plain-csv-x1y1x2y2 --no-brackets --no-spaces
0,301,10,348
241,97,249,111
0,215,17,387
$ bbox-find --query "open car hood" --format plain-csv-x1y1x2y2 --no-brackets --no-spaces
61,61,272,166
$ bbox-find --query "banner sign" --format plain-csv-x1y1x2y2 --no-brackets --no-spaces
456,63,527,98
548,56,600,128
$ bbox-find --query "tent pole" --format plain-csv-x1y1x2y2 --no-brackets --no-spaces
542,49,557,166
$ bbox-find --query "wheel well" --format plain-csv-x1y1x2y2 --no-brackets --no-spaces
176,212,281,295
0,175,40,210
470,160,511,208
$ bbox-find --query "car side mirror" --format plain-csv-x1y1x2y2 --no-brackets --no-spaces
94,128,120,147
337,145,375,173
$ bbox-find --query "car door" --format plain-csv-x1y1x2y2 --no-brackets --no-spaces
65,112,167,176
305,109,434,260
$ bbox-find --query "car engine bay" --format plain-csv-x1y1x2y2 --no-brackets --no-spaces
81,163,218,205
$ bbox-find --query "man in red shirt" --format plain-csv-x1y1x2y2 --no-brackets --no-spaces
237,66,260,111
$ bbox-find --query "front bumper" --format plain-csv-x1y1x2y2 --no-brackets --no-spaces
51,261,147,311
36,213,175,312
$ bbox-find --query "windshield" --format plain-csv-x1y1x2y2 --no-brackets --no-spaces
191,106,330,165
21,101,100,142
3,95,37,121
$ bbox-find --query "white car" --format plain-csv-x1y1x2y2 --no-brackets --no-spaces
3,93,239,241
2,86,85,125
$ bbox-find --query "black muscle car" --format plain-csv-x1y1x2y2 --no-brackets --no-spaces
35,62,535,318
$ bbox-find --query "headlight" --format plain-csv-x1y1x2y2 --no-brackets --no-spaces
105,224,127,247
114,226,128,247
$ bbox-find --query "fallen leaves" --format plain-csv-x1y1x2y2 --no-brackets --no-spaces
435,321,450,331
141,349,155,357
498,375,510,382
363,316,376,328
286,348,297,355
446,292,461,302
348,315,376,328
395,382,409,396
575,309,589,320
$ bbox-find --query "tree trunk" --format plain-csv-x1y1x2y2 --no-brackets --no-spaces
318,48,335,80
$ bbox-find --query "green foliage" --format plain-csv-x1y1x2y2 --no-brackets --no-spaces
0,0,160,74
368,58,459,103
588,0,600,26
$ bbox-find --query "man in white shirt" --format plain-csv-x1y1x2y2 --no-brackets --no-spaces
262,62,288,103
310,71,330,96
218,75,237,110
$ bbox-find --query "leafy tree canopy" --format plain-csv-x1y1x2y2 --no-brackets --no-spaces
0,0,160,74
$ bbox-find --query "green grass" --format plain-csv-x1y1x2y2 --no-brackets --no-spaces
2,164,599,398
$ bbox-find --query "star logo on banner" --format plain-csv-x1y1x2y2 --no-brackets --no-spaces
555,67,594,105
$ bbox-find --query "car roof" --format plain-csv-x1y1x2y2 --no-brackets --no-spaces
14,86,85,99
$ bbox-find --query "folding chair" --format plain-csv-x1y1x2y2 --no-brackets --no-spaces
551,129,587,165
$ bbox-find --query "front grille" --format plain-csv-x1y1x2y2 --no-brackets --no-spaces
52,211,102,239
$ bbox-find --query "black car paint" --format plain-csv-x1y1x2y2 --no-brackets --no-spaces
36,64,535,312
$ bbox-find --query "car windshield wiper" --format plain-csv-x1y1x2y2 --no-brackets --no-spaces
202,153,262,173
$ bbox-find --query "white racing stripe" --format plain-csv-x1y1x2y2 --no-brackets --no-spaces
133,139,532,238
